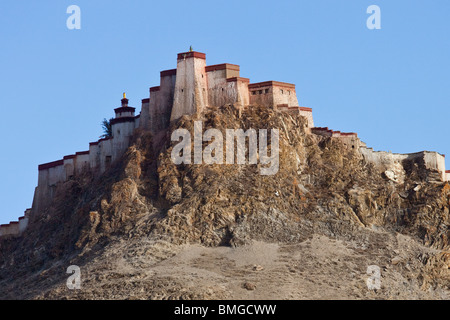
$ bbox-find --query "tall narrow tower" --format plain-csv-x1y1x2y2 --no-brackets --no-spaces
170,50,208,122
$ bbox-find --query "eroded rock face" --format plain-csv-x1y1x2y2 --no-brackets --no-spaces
0,105,449,299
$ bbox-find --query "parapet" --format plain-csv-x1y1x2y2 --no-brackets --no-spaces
177,51,206,60
38,160,64,171
226,77,250,83
249,81,296,90
206,64,240,79
160,69,177,77
0,209,30,238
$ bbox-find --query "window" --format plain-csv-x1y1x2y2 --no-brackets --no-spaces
181,89,184,92
259,90,263,94
105,156,112,168
288,90,291,95
281,89,284,94
265,89,269,94
252,91,256,95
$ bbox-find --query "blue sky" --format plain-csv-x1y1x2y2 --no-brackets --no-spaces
0,0,449,224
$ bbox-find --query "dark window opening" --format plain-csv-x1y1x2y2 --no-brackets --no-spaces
265,89,269,94
105,156,112,168
258,90,263,94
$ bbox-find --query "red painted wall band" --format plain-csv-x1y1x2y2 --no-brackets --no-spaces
38,160,64,171
160,69,177,77
249,81,296,89
205,63,240,72
226,77,250,83
177,51,206,60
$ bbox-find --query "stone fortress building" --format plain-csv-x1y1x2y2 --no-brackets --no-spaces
1,49,449,238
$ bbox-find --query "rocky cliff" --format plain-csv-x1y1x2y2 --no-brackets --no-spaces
0,104,449,299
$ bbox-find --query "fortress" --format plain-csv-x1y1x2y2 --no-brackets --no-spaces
1,49,449,238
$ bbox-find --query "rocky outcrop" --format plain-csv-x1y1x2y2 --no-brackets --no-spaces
0,104,448,299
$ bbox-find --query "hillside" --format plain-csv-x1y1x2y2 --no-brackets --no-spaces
0,104,449,299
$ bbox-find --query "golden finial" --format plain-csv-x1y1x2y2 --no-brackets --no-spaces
123,92,126,99
189,45,193,52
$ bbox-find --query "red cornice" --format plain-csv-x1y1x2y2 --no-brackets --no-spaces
114,106,135,113
110,117,136,125
205,63,240,72
38,160,64,171
249,81,296,89
177,51,206,60
161,69,177,77
226,77,250,83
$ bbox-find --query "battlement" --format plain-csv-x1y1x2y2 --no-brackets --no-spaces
38,160,64,171
248,81,296,90
160,69,177,77
177,51,206,60
205,63,240,72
